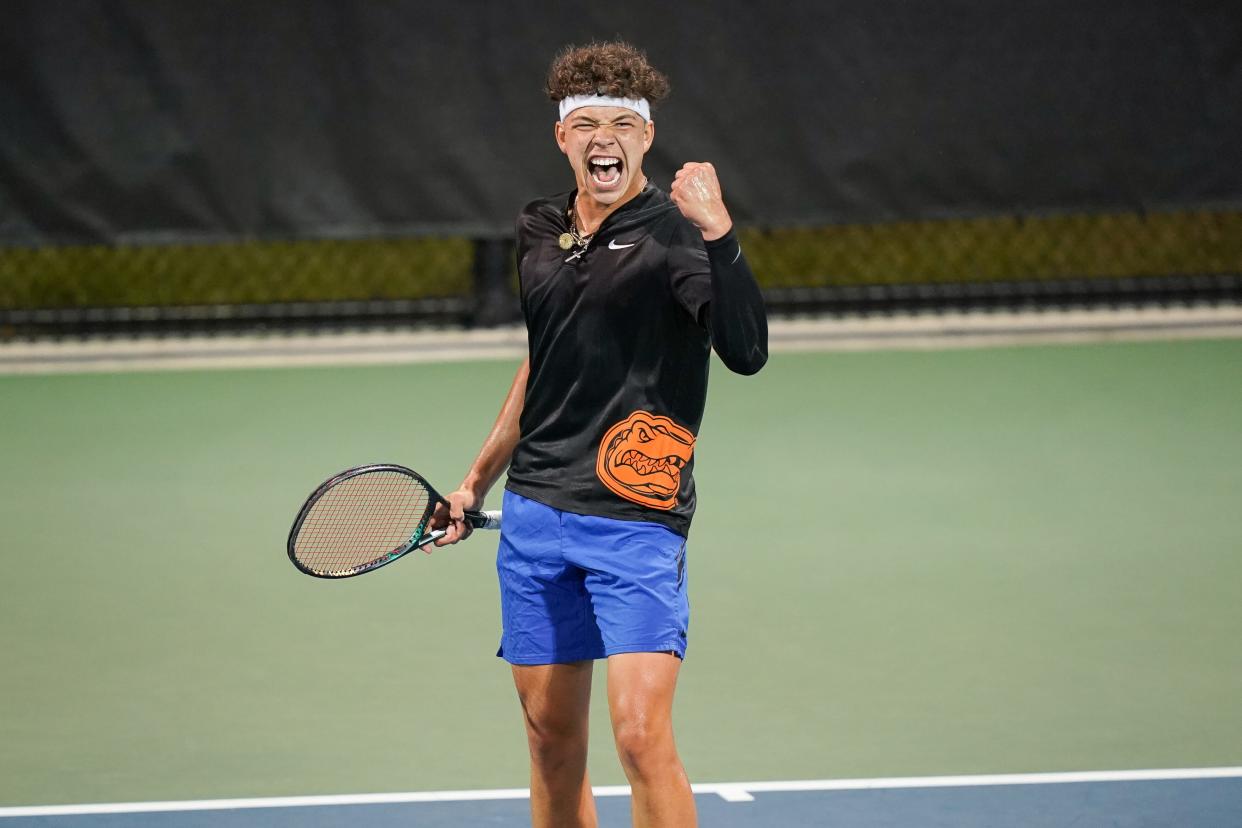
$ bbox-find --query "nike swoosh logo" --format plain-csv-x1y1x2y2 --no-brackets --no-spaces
608,239,637,250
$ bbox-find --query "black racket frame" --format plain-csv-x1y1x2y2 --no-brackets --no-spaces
287,463,491,579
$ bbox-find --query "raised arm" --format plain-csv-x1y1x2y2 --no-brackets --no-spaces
670,162,768,375
432,356,528,546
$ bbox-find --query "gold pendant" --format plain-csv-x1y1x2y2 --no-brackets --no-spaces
558,233,574,250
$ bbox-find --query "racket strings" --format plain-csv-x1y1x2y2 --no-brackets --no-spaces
293,471,434,575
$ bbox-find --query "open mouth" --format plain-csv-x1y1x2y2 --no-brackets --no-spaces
587,155,624,188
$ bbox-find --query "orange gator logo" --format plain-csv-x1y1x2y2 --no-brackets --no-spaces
596,411,696,510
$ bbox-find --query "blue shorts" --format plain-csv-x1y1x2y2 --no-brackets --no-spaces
496,490,690,665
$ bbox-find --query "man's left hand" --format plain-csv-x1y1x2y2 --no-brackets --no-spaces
670,162,732,241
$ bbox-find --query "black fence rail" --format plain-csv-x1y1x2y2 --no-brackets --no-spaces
0,298,476,339
763,274,1242,317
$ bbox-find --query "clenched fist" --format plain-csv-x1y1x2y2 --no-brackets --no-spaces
670,162,733,241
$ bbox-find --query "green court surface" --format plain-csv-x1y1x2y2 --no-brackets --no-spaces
1,338,1240,807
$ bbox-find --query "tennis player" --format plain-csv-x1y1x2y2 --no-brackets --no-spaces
432,41,767,828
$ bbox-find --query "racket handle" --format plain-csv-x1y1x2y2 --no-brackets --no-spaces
466,510,503,531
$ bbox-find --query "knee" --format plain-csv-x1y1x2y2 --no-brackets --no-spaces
522,707,588,768
612,714,672,778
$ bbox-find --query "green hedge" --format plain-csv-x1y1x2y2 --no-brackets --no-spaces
0,236,473,309
2,209,1239,309
739,209,1242,287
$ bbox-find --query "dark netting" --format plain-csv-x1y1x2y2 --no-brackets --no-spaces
2,208,1240,338
2,3,1239,336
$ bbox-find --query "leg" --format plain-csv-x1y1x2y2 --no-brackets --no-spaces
495,493,607,824
512,660,598,828
607,652,696,828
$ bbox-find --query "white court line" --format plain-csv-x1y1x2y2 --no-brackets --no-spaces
2,767,1240,816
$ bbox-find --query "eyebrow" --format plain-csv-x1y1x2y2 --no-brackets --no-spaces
568,115,640,127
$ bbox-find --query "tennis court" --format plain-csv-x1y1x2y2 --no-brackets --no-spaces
3,334,1240,825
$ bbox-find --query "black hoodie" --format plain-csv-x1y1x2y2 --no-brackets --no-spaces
506,184,767,537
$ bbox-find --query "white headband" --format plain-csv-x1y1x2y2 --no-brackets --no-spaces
558,94,651,122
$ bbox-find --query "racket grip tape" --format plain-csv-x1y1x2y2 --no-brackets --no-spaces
466,510,503,531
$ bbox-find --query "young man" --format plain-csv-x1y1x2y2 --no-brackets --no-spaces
432,41,767,828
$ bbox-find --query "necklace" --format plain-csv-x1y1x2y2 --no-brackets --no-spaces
557,177,646,253
558,202,593,252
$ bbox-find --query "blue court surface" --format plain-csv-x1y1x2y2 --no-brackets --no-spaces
3,770,1240,827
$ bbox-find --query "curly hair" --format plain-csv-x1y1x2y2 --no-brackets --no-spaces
545,41,670,107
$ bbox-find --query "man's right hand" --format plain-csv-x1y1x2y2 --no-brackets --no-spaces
429,487,482,549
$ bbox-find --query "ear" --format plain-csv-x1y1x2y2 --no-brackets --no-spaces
554,121,568,155
643,120,655,153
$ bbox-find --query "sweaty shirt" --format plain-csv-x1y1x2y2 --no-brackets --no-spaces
505,184,767,537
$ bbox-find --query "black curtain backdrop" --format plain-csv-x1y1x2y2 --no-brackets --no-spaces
2,0,1240,245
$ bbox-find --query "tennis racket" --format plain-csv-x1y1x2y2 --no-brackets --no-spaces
287,463,501,579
